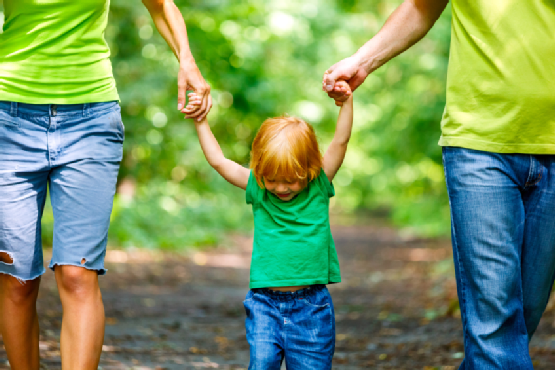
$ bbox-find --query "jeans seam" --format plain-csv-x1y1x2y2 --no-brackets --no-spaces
443,149,469,358
449,201,469,355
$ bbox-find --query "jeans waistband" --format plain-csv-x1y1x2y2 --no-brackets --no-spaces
0,101,118,117
252,284,326,301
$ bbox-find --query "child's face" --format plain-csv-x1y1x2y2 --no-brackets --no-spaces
264,176,305,202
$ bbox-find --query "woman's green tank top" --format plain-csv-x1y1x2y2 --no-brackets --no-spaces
0,0,118,104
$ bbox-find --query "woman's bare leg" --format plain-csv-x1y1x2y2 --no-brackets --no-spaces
0,274,41,370
55,265,104,370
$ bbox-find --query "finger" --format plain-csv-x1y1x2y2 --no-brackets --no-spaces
198,95,213,121
185,101,201,109
185,108,200,118
322,72,329,91
323,65,337,92
184,92,203,116
196,87,211,122
327,90,345,100
177,75,187,111
334,80,352,94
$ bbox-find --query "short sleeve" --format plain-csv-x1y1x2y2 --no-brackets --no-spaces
316,169,335,198
246,171,260,205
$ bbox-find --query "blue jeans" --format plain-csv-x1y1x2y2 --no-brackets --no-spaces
243,285,335,370
443,147,555,369
0,101,123,280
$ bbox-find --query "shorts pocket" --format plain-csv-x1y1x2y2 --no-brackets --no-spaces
0,110,19,128
299,293,330,308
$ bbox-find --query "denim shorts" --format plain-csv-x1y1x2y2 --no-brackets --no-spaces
243,285,335,370
0,101,124,280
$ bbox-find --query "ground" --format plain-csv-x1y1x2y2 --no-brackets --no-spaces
1,221,555,369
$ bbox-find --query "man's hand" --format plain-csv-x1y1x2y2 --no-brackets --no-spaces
323,79,353,107
322,0,448,106
323,56,368,106
178,57,212,121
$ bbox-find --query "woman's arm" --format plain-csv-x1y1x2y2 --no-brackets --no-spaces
185,94,250,190
323,82,354,182
323,0,449,105
142,0,212,120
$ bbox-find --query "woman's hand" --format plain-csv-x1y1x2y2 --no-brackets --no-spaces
142,0,212,121
178,57,212,121
183,91,203,117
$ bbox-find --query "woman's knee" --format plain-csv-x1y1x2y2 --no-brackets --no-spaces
0,275,40,305
55,265,99,298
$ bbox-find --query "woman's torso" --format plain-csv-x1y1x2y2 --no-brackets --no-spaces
0,0,118,104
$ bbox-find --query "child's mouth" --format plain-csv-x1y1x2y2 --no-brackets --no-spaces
276,193,290,198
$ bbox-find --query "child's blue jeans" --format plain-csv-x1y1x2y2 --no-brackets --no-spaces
243,284,335,370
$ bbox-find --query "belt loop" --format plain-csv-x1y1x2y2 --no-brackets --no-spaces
10,102,17,117
83,103,90,117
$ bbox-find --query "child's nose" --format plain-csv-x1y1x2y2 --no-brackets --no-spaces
276,183,287,192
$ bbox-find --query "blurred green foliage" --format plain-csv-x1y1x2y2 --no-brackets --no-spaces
2,0,453,248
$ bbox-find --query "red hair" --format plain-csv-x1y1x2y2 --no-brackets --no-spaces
249,116,322,188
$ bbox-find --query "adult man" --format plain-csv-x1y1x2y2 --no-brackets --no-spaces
324,0,555,368
0,0,210,368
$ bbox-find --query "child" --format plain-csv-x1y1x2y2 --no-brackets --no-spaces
185,81,353,370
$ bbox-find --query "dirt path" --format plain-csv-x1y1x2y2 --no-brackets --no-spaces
1,222,555,369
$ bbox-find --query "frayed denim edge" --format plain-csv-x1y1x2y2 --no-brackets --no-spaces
0,269,45,284
49,262,108,275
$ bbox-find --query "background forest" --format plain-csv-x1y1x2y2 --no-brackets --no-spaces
1,0,453,248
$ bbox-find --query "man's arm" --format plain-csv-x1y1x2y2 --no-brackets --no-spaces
142,0,212,120
324,0,449,105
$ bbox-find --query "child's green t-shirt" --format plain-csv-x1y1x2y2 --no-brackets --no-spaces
246,169,341,289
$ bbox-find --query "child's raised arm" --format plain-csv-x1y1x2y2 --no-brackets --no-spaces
323,81,354,183
186,93,250,190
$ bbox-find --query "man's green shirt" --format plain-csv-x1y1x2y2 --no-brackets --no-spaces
439,0,555,154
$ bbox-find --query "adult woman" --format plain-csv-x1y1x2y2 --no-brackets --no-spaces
0,0,210,368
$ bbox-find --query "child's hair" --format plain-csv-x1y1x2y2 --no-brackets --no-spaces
249,116,322,188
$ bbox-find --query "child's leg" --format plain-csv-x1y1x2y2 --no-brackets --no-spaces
283,285,335,370
244,290,284,370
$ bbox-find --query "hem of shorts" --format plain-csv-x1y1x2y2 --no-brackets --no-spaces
249,276,341,289
0,268,46,283
438,136,555,154
49,262,107,275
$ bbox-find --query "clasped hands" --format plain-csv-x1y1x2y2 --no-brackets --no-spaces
184,76,354,116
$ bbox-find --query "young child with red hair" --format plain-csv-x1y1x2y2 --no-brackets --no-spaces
186,81,353,370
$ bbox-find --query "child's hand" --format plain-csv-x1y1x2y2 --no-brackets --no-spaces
184,92,203,120
323,74,352,106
